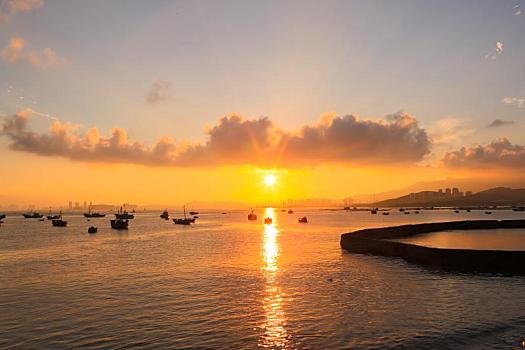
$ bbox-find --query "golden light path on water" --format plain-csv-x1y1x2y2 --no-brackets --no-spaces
260,208,289,348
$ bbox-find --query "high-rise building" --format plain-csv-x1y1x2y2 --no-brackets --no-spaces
465,191,473,196
68,201,72,210
445,188,451,196
452,187,460,197
83,201,87,210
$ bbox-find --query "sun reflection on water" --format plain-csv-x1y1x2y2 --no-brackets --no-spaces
259,208,290,349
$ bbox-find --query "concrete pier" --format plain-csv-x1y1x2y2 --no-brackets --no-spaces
340,220,525,274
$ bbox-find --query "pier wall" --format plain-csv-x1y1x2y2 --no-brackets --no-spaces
340,220,525,274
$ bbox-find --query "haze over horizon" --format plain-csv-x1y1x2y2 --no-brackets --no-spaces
1,0,525,206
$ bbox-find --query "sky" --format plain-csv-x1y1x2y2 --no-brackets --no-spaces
1,0,525,207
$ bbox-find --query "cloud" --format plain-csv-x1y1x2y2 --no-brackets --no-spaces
487,119,515,128
429,116,475,145
0,37,66,68
502,96,525,108
443,138,525,168
485,41,503,60
0,0,43,23
1,111,432,167
145,80,172,104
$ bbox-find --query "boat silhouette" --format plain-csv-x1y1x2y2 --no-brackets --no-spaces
115,207,134,219
248,209,257,221
110,219,129,230
23,212,43,219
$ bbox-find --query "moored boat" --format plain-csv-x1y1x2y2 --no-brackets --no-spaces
52,218,67,227
23,212,43,219
160,210,169,220
264,217,273,224
88,226,98,233
287,209,293,214
173,206,193,225
0,214,6,220
371,208,378,214
84,207,106,218
115,207,134,219
110,219,128,230
248,209,257,221
298,216,308,223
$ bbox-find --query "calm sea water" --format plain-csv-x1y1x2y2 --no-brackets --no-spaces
392,228,525,251
1,209,525,349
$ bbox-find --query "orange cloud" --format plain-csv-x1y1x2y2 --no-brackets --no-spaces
0,37,66,68
443,138,525,169
0,0,43,23
1,110,432,167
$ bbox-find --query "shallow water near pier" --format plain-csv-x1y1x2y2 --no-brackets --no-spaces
390,228,525,251
1,209,525,349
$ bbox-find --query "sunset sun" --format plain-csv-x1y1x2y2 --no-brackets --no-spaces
264,174,277,187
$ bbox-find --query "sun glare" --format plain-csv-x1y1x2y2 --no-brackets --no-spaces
264,174,277,187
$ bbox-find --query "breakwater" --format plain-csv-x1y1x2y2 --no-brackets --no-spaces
340,220,525,274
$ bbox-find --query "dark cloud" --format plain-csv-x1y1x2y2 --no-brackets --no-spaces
145,80,172,104
1,110,432,167
442,138,525,168
487,119,515,128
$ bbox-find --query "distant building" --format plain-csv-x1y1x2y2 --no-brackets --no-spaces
452,187,460,197
465,191,473,196
445,188,452,196
68,201,72,210
83,201,87,210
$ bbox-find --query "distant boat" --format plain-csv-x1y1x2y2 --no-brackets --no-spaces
173,206,193,225
298,216,308,223
0,214,6,220
88,226,98,234
414,211,420,214
23,212,43,219
287,209,293,214
160,210,169,220
264,217,273,224
382,212,390,216
399,208,405,212
115,207,134,219
371,209,378,214
52,218,67,227
221,212,227,215
84,207,106,218
512,207,525,212
404,211,410,215
110,219,128,230
485,211,492,215
281,209,286,212
46,208,60,220
466,209,471,212
454,210,460,213
248,209,257,221
189,211,199,216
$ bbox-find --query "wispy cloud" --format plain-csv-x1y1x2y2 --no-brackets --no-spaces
485,41,504,60
487,119,515,128
0,37,67,68
1,111,432,167
145,80,172,104
443,138,525,169
429,116,475,145
0,0,43,23
502,96,525,108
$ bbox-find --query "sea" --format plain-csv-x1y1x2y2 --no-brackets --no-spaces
1,208,524,349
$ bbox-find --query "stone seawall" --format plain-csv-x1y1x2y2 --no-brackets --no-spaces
340,220,525,274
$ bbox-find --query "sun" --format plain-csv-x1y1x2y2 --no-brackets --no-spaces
264,174,277,187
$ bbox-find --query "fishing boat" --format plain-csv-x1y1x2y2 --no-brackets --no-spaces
404,211,410,215
0,214,6,220
115,207,134,219
371,209,378,214
264,217,273,224
189,211,199,216
160,210,169,220
512,207,525,212
454,210,460,213
298,216,308,223
88,226,98,234
84,207,106,218
110,219,128,230
23,212,43,219
248,209,257,221
46,208,60,220
485,211,492,215
173,206,193,225
52,217,67,227
414,211,420,214
287,209,294,214
382,212,390,215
